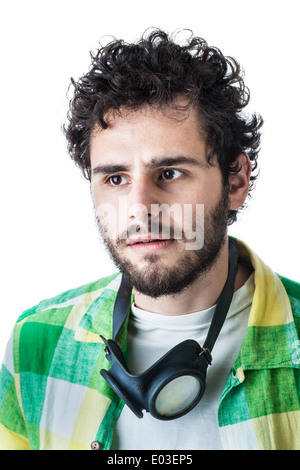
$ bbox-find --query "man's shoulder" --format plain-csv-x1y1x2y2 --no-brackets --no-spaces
16,272,120,326
8,272,121,389
278,274,300,321
279,274,300,300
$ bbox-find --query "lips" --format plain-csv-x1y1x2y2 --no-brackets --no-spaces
127,236,171,246
126,236,174,253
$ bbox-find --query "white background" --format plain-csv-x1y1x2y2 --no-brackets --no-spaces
0,0,299,361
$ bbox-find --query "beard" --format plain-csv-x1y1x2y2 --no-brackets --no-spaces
96,185,230,298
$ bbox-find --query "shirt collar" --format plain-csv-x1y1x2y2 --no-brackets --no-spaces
74,273,124,343
234,238,297,369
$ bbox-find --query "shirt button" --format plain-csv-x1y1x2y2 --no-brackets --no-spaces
91,440,101,450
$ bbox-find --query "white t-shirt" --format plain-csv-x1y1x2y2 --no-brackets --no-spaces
111,273,254,450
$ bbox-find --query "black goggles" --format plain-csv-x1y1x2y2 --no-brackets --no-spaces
100,239,239,420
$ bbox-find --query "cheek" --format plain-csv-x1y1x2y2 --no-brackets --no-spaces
94,195,130,240
175,184,219,208
175,178,224,225
92,182,113,216
194,175,224,206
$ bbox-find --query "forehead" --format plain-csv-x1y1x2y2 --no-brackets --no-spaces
89,104,209,167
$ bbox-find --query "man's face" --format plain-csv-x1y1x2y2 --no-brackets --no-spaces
90,104,229,298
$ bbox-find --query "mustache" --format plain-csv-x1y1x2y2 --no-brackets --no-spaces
116,220,180,245
96,206,204,250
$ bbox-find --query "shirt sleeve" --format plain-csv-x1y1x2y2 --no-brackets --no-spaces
0,329,30,450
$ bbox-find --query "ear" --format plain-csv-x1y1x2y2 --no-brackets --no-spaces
229,153,252,211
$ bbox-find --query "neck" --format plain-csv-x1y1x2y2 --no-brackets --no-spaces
133,239,252,316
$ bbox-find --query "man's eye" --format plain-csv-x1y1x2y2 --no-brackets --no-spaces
160,169,183,180
107,175,128,186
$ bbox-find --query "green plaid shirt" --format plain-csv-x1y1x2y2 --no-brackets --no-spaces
1,238,300,450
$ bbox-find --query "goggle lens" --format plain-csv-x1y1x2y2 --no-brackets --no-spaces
155,375,201,417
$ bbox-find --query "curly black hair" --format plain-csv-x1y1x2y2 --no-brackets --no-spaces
64,28,263,224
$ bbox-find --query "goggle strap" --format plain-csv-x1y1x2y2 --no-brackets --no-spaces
112,273,133,341
202,238,239,354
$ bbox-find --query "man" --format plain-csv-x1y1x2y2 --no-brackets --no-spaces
0,29,300,451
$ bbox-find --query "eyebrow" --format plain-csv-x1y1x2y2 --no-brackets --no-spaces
145,156,204,169
92,155,205,176
92,164,129,175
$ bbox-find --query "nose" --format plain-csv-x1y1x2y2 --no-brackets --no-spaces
127,176,159,223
